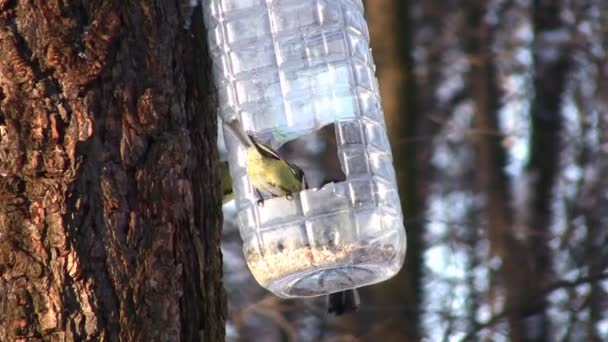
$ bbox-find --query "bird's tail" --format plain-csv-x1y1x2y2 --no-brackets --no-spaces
328,289,360,316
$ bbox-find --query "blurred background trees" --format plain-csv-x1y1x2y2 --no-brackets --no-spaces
221,0,608,341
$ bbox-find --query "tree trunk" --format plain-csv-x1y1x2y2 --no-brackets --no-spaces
0,1,225,341
463,2,535,341
522,0,572,339
362,1,424,340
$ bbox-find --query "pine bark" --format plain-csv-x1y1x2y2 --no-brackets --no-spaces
0,1,225,341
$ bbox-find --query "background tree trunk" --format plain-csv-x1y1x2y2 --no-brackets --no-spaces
463,2,536,340
355,2,464,340
521,0,572,339
357,1,424,340
0,1,226,341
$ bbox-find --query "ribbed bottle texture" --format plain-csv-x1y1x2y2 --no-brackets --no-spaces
203,0,406,298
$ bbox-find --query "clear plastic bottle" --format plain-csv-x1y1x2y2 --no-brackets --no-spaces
203,0,406,298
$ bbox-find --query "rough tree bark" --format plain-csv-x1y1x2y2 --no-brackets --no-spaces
0,1,225,341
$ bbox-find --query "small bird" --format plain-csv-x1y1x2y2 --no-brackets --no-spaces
224,120,359,314
224,120,305,205
328,289,360,316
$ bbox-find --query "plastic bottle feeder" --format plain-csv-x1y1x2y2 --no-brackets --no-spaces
203,0,406,298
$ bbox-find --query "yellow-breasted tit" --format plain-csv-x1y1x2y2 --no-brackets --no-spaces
224,120,306,206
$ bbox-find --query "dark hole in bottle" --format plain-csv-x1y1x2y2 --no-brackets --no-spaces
253,123,347,194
